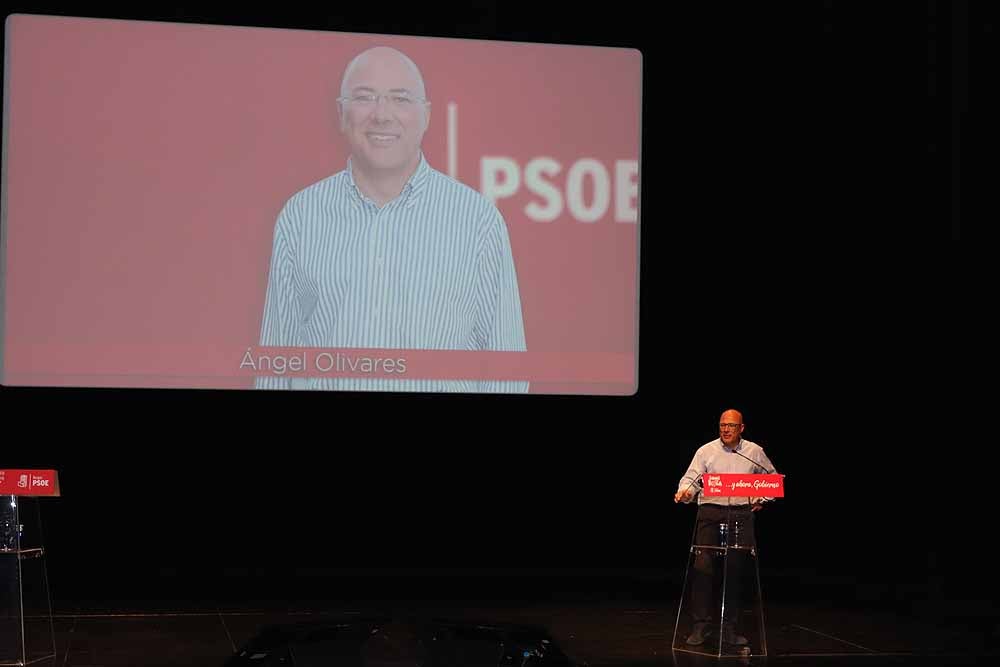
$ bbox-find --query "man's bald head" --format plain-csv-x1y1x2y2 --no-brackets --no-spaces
340,46,427,100
719,409,744,447
720,409,743,425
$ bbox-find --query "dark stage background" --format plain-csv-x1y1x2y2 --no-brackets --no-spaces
2,0,987,641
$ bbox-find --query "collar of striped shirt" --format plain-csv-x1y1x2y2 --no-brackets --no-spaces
345,152,431,209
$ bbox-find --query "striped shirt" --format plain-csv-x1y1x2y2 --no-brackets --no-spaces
256,154,528,393
677,439,778,507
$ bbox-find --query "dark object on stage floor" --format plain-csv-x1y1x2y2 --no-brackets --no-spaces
224,616,575,666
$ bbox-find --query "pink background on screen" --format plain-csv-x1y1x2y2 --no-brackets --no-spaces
2,15,641,394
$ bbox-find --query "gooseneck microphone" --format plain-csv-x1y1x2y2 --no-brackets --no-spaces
729,447,775,474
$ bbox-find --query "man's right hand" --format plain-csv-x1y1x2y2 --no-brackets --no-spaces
674,489,693,503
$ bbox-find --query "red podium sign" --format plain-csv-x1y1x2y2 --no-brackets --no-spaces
701,473,784,497
0,469,61,496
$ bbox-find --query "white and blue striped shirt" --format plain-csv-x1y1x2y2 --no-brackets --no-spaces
256,154,528,393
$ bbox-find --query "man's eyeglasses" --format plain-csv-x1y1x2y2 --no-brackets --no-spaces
719,423,742,430
339,93,427,110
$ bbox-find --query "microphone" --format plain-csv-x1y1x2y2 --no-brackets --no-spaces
728,447,775,474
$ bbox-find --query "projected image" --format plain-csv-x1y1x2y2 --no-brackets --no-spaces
0,14,641,395
254,46,528,394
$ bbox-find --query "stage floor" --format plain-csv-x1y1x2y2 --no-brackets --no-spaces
18,596,996,667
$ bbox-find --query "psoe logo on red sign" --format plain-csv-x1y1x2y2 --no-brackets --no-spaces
31,477,51,487
703,475,723,494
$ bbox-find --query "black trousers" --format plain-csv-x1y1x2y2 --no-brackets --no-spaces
689,504,755,626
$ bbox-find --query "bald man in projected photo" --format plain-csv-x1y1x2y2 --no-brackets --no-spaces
256,46,527,392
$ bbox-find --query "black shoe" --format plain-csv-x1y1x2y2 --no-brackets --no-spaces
722,629,748,646
685,623,710,646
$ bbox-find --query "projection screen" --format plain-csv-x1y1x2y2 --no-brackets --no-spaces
1,14,641,395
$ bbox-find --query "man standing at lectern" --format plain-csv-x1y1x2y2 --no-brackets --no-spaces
674,409,778,647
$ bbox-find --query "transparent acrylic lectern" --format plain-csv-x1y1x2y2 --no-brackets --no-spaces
672,473,784,659
1,470,60,666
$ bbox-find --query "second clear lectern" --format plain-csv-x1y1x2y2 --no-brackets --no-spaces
1,470,60,667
